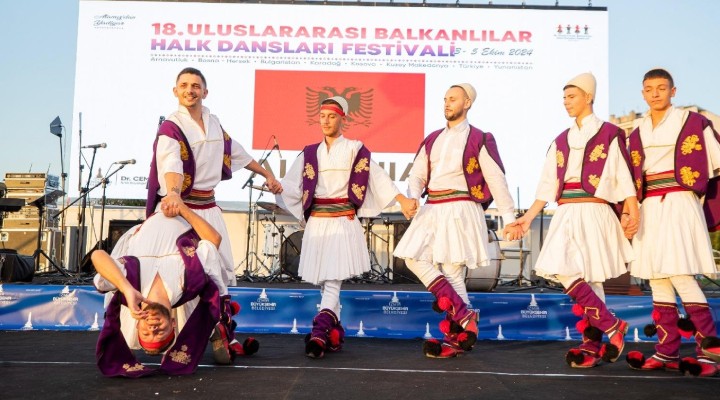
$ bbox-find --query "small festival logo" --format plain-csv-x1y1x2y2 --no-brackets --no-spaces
520,294,548,319
554,23,592,41
250,288,277,311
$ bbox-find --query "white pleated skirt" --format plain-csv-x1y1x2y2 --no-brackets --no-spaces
534,202,632,283
629,191,716,279
298,216,370,285
393,201,490,269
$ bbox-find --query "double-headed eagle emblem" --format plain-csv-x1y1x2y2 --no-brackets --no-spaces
305,86,374,130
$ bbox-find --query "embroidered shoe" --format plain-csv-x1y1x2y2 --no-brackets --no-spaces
701,336,720,363
209,323,232,365
305,336,326,359
229,337,259,358
626,351,679,371
679,357,719,377
600,320,628,363
423,339,462,359
566,348,601,368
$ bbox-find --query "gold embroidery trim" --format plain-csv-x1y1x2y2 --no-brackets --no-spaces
680,134,702,155
123,363,145,372
354,157,370,174
351,183,366,201
588,144,607,162
303,163,316,180
679,166,700,187
466,157,479,174
182,173,192,192
169,345,191,365
470,185,485,200
302,190,309,206
182,246,196,258
588,174,600,189
223,154,231,169
631,150,641,167
179,141,189,161
555,151,565,168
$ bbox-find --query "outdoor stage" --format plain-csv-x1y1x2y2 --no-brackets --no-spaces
2,277,720,399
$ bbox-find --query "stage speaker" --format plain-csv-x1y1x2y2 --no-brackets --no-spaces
0,250,34,282
107,219,143,253
0,229,61,272
391,221,420,284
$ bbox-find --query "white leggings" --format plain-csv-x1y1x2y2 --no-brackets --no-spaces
648,275,707,304
319,279,343,318
404,259,470,304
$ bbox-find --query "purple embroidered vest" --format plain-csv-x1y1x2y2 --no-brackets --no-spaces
420,125,505,210
300,142,371,221
96,229,224,377
554,122,629,202
628,112,720,230
146,120,233,217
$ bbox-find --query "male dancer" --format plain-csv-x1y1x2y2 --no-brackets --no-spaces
277,96,417,358
512,73,637,368
625,68,720,377
92,197,257,377
147,67,282,286
394,83,520,358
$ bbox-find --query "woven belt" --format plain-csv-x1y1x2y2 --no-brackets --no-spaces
310,198,356,218
184,189,216,210
644,170,687,198
557,182,608,205
426,189,472,204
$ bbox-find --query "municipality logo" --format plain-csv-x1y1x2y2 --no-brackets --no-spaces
382,292,409,315
52,286,79,305
520,294,548,319
0,284,16,302
250,288,277,311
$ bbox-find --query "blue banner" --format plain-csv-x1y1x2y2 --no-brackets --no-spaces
1,283,718,342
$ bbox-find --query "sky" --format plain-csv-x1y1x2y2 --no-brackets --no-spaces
2,0,720,190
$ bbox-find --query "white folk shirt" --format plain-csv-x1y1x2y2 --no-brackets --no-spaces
634,106,720,177
155,105,254,195
93,214,225,349
407,119,516,224
535,114,636,204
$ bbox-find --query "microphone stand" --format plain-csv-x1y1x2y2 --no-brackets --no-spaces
76,146,100,272
97,163,126,251
238,147,273,282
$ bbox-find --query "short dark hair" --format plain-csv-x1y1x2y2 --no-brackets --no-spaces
176,67,207,87
643,68,674,88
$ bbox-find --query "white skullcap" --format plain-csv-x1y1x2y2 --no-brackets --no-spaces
565,72,596,100
454,83,477,104
325,96,349,115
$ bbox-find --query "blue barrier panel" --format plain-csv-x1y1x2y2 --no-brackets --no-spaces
1,283,718,342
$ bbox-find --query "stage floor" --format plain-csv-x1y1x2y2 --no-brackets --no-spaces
0,331,717,400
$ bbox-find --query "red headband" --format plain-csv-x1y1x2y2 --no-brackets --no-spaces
138,331,175,351
320,104,345,116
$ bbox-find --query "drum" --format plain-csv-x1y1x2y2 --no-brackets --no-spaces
280,231,303,280
262,222,300,257
465,230,504,292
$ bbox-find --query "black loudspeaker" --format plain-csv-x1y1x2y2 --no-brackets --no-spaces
107,219,143,253
392,221,420,284
0,250,34,282
79,220,142,275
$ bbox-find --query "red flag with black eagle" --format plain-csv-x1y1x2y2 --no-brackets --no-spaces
253,70,425,153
